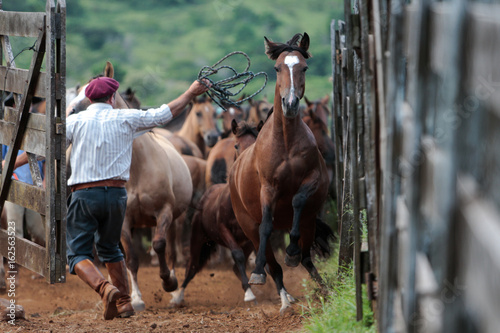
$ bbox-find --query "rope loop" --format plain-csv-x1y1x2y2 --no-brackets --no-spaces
197,51,267,111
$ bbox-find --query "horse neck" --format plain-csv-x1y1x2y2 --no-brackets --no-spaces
272,90,303,150
178,111,201,141
177,111,205,153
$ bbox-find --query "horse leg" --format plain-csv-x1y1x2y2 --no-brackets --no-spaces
220,225,256,302
250,203,274,285
264,243,295,315
170,214,209,307
153,208,178,292
120,222,145,311
286,178,320,267
300,231,329,296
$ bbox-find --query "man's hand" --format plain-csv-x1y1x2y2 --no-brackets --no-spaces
188,79,211,97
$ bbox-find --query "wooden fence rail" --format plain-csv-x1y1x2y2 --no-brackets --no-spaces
0,0,66,284
332,0,500,331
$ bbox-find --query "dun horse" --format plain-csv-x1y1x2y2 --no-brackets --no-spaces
170,120,260,307
66,62,193,311
229,33,333,314
176,95,220,158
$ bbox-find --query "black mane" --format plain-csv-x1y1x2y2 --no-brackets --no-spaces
264,33,311,60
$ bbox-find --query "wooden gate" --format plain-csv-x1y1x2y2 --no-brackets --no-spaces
332,0,500,331
0,0,66,284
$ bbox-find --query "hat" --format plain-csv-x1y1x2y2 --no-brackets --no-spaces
85,77,120,100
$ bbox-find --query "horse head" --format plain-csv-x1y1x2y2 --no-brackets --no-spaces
231,119,261,157
304,95,330,128
120,87,141,109
302,107,335,164
219,101,246,138
265,33,310,118
189,95,220,148
247,98,272,126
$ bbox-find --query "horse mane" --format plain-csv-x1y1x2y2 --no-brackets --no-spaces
233,120,259,139
264,33,312,60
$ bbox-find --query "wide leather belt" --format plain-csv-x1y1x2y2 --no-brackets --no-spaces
70,179,126,192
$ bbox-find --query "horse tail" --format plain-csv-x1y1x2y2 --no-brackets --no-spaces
210,158,227,184
312,218,335,258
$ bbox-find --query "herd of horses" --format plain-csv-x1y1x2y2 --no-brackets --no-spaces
1,33,337,315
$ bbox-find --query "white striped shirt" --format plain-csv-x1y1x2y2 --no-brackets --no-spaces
66,102,172,186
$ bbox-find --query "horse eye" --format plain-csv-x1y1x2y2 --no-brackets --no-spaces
196,112,202,118
274,66,280,72
303,66,309,72
234,144,239,150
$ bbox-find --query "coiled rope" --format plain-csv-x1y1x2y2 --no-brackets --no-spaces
197,51,267,111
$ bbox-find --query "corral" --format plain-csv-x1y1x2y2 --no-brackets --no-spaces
1,0,500,332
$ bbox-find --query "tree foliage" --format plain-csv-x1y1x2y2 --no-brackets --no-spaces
3,0,343,106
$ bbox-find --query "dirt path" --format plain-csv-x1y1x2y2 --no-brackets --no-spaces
0,258,312,332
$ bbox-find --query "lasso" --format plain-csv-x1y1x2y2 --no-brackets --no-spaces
197,51,267,111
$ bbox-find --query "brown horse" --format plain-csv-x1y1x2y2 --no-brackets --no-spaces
246,97,272,126
176,95,220,158
170,119,261,307
302,96,336,201
218,101,246,139
120,87,141,109
304,95,330,129
229,33,333,314
66,61,193,312
205,119,262,187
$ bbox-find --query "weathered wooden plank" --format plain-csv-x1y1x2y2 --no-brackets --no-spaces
459,176,500,333
3,107,46,131
0,29,46,213
0,230,47,277
0,11,45,38
3,179,46,215
429,3,453,75
44,0,67,284
465,4,500,116
0,121,46,156
0,66,47,97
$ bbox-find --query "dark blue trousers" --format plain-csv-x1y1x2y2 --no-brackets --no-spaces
66,186,127,274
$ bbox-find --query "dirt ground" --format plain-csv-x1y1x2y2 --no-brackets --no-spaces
0,256,313,333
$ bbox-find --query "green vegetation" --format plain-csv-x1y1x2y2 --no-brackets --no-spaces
300,256,377,333
299,207,376,332
5,0,343,106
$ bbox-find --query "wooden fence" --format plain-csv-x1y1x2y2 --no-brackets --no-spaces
332,0,500,331
0,0,66,284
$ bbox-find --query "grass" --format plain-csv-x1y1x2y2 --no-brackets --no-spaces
298,253,377,333
297,206,376,333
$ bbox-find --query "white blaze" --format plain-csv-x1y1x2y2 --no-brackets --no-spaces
284,55,299,104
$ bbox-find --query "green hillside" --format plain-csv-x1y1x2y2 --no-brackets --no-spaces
5,0,343,106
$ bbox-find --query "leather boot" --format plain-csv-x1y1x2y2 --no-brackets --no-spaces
74,259,121,320
106,260,135,318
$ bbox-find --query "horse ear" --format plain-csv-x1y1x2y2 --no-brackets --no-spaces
264,36,278,60
257,120,264,132
299,33,310,53
304,96,312,106
104,61,114,78
231,119,238,135
321,94,330,105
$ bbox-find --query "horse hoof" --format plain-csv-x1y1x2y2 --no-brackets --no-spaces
162,279,178,292
279,304,295,316
284,253,301,267
132,300,146,312
244,288,256,302
249,273,266,285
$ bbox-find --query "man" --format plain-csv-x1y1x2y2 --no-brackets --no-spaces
66,76,209,320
